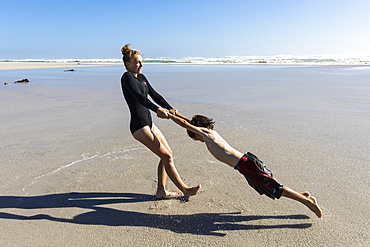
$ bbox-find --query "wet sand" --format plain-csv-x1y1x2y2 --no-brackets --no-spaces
0,64,369,246
0,62,116,70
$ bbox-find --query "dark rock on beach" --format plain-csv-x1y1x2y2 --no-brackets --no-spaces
14,78,29,83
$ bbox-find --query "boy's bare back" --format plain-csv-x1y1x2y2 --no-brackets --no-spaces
198,128,243,167
168,113,243,167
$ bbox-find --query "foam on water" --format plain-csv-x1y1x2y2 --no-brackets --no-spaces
19,147,147,199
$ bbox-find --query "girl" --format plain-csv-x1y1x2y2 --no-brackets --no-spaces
120,45,200,199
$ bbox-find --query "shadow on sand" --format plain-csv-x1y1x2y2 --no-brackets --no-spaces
0,192,311,236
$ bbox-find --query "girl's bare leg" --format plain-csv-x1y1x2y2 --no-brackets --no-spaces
282,187,322,218
156,160,178,198
151,124,200,198
133,125,200,198
151,125,178,198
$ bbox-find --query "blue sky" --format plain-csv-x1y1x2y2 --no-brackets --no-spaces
1,0,370,59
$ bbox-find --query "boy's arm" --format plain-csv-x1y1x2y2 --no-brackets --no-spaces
168,112,203,135
174,111,191,122
168,109,192,122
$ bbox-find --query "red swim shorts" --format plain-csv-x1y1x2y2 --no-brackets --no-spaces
234,152,283,199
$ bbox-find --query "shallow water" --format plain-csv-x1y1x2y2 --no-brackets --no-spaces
3,64,369,151
2,64,370,113
145,65,370,114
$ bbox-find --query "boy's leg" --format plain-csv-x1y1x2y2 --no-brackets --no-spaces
281,186,322,218
234,152,283,199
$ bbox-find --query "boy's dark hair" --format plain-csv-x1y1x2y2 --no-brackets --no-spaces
187,115,215,139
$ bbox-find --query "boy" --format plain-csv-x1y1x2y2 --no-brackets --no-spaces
168,112,322,218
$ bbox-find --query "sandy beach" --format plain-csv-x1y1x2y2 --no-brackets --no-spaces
1,63,369,246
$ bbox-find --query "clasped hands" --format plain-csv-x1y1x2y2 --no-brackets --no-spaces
157,108,177,119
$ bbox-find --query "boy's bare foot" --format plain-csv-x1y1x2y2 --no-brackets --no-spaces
183,185,201,198
301,191,311,198
155,191,178,200
307,196,323,218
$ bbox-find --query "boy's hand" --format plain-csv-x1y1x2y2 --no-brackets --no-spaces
169,109,178,115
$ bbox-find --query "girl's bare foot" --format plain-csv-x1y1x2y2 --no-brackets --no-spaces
155,191,178,200
307,196,323,218
183,185,201,198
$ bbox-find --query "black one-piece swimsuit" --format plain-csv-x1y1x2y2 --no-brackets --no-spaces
121,72,173,134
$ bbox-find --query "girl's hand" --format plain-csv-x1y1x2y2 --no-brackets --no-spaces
157,108,169,119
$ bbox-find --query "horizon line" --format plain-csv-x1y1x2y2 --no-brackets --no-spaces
2,54,370,61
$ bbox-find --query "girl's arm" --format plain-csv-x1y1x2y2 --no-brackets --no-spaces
144,75,174,110
121,72,159,112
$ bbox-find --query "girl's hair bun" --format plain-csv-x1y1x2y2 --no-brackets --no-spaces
121,44,141,66
121,44,131,56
